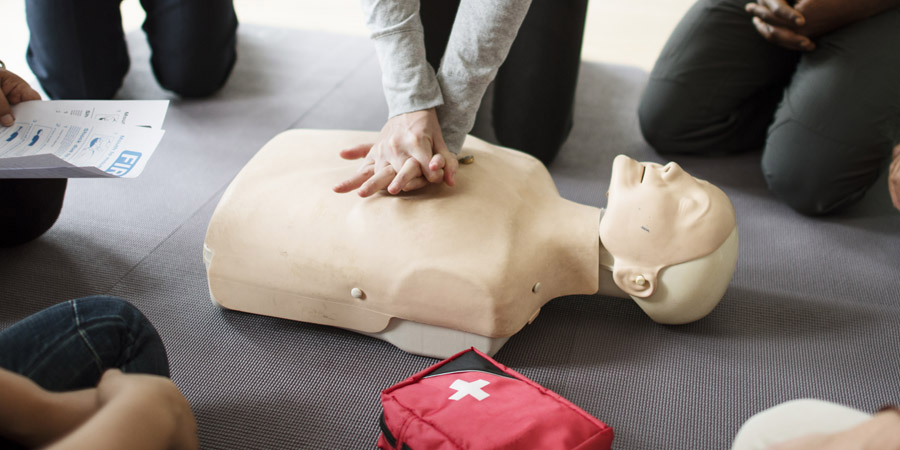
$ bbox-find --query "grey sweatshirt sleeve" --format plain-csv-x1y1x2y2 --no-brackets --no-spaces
361,0,444,118
436,0,532,153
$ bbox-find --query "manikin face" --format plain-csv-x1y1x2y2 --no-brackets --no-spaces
599,155,736,298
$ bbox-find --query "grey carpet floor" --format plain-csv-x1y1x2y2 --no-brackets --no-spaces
1,25,899,450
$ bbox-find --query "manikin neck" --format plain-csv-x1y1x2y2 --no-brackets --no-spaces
597,208,629,299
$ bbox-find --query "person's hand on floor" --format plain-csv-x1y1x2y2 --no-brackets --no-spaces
767,407,900,450
0,65,41,127
889,144,900,212
745,0,899,51
333,108,458,197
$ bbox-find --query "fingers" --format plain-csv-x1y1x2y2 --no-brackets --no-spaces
421,134,452,183
756,0,804,26
333,163,375,193
0,83,12,127
415,138,442,184
380,133,440,184
338,143,374,160
752,17,815,51
388,158,423,194
0,70,41,127
357,164,396,198
429,150,458,187
402,177,429,192
745,2,799,28
444,155,458,186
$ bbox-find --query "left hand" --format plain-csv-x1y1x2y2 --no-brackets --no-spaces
889,144,900,212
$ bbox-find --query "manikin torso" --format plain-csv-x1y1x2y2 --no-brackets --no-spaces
204,129,738,358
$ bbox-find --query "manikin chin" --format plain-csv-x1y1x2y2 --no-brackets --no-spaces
204,130,738,359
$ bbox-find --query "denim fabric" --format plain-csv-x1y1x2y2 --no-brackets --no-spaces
0,295,170,391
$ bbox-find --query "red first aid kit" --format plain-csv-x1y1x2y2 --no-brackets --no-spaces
377,348,614,450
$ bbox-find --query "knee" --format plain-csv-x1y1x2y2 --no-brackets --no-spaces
761,129,879,215
637,99,675,154
0,179,67,247
27,48,128,100
762,163,848,215
35,65,127,100
154,59,234,98
74,296,147,326
151,39,237,98
638,82,698,155
72,296,170,376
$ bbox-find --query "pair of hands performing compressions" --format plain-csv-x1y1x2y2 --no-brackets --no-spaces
332,108,459,197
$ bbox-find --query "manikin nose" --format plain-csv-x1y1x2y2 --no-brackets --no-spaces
662,162,684,177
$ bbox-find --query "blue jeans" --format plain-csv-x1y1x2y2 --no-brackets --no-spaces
25,0,238,99
0,296,170,391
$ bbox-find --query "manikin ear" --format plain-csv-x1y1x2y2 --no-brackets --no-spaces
612,266,657,298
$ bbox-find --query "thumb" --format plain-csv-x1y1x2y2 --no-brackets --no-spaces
0,86,13,127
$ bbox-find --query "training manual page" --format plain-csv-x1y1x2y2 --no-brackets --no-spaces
0,100,169,178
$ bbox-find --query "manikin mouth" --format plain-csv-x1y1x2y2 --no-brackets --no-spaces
639,165,646,183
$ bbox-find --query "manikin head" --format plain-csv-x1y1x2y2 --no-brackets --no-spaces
600,155,738,324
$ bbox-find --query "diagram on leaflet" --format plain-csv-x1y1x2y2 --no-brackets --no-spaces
1,100,168,178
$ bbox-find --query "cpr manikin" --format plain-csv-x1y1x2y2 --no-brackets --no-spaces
204,129,738,358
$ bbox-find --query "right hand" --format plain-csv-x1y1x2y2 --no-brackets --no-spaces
96,369,198,450
333,108,458,197
0,67,41,127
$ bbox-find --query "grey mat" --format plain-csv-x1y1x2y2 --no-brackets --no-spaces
2,25,899,449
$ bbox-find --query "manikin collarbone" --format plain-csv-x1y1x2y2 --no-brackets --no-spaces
204,130,600,339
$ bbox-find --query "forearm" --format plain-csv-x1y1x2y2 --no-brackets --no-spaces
361,0,443,117
0,369,98,447
796,0,900,35
435,0,532,153
839,0,900,19
45,382,197,450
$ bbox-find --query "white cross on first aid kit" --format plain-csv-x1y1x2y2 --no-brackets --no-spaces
448,379,490,401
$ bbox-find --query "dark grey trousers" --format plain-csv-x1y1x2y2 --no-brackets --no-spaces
421,0,589,166
638,0,900,215
25,0,238,99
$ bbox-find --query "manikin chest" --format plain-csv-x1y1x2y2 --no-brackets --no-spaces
204,130,600,357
